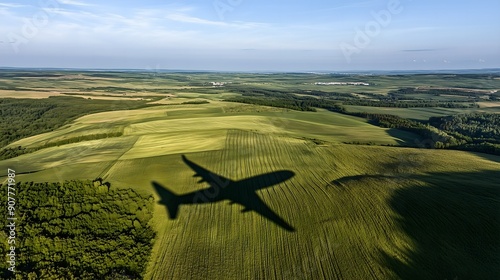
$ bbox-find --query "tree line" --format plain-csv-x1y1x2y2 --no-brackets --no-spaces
345,112,500,154
343,100,477,108
0,97,157,149
389,87,498,100
429,113,500,155
223,84,480,110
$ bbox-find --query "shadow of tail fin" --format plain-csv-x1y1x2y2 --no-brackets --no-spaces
152,181,180,219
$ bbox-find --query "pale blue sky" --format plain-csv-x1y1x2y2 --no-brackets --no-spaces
1,0,499,71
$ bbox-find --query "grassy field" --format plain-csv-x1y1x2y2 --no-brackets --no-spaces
344,105,500,120
1,71,499,279
5,101,417,151
1,99,498,279
143,136,498,280
1,102,417,181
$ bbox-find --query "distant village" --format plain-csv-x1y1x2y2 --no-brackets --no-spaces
210,82,229,87
315,82,370,86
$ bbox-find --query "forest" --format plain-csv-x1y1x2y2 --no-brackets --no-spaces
342,100,477,108
222,84,480,109
389,87,500,101
0,179,155,280
429,113,500,155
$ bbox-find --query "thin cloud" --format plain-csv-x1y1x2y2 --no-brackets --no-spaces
388,27,443,37
0,3,29,8
331,0,382,10
49,8,101,24
58,0,93,7
165,13,267,29
166,13,228,26
49,8,156,29
17,6,204,49
402,48,445,52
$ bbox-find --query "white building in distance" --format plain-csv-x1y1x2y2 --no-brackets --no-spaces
315,82,369,86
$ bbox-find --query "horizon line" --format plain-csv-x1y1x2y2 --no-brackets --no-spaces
0,66,499,75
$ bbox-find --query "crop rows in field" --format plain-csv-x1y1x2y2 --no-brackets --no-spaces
146,129,409,279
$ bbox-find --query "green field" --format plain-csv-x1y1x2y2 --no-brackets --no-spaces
1,102,419,179
345,105,500,121
1,71,499,279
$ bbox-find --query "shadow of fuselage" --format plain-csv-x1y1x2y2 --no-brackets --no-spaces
152,155,296,231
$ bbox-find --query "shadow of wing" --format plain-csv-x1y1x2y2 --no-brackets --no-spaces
237,170,295,191
152,181,180,219
244,192,295,232
182,155,231,187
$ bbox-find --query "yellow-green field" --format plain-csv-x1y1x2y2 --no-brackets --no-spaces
345,105,500,120
1,101,499,279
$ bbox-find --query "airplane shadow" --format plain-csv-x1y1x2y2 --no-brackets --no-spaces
152,155,296,232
